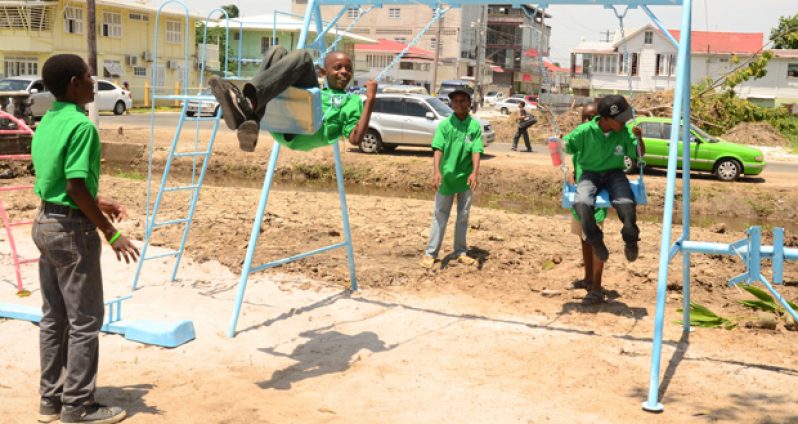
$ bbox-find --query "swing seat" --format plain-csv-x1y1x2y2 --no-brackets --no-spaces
261,87,322,135
562,179,648,209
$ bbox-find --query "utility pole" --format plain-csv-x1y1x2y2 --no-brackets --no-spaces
475,5,487,98
87,0,99,126
431,13,443,95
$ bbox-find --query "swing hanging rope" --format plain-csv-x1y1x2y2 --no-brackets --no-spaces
374,5,450,82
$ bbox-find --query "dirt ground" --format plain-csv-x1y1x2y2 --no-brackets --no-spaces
2,121,798,423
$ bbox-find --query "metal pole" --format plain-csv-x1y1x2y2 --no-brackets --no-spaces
681,48,692,333
431,12,443,94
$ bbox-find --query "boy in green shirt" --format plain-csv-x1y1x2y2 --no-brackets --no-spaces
31,54,138,424
209,46,376,152
420,87,483,269
564,95,645,264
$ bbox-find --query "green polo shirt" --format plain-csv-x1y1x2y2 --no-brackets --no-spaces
431,114,484,195
32,101,101,209
271,88,363,151
564,116,638,173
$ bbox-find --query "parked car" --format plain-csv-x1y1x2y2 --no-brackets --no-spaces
184,88,220,117
436,79,477,105
361,93,495,154
484,91,504,105
0,75,132,117
627,116,765,181
380,84,429,95
494,97,537,115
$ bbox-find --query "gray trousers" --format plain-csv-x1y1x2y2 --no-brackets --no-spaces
573,169,640,245
31,209,104,406
424,190,473,258
244,45,319,121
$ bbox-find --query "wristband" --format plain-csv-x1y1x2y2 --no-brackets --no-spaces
108,231,121,245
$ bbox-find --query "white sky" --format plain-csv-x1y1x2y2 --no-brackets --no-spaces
171,0,796,66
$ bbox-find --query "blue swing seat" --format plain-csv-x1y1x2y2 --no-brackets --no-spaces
562,178,648,209
261,87,323,135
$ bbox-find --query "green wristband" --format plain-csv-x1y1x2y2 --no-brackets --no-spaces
108,231,121,245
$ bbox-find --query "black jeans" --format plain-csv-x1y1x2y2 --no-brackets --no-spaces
31,208,104,406
573,169,640,245
512,127,530,150
244,45,319,121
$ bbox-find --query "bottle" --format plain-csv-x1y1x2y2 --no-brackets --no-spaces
548,137,562,167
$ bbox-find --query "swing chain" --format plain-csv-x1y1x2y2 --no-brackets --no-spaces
374,5,449,82
612,5,646,172
320,6,375,60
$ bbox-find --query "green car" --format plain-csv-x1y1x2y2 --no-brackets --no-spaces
625,117,765,181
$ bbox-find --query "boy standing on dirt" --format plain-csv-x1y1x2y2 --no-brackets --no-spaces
420,87,483,269
564,94,644,264
209,46,377,152
31,54,139,424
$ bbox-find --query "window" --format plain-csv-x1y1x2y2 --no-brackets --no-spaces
375,98,402,114
430,37,439,49
98,81,116,91
787,64,798,78
3,57,38,77
388,8,400,19
166,20,182,44
129,13,149,21
366,54,391,69
399,62,413,70
641,122,663,139
64,6,83,34
404,100,430,118
102,61,123,78
261,37,278,53
233,32,240,41
394,37,407,44
644,31,653,45
347,7,359,18
134,67,147,77
618,52,639,76
102,12,122,38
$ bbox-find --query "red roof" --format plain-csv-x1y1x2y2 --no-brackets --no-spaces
667,30,762,55
354,39,434,60
522,49,569,73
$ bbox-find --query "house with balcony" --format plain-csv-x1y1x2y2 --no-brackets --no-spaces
569,25,798,106
0,0,211,106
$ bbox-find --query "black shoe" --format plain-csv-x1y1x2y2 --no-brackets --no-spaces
38,397,61,423
209,76,253,131
237,120,259,152
625,242,639,262
590,240,609,262
524,148,533,152
510,147,517,151
60,403,126,424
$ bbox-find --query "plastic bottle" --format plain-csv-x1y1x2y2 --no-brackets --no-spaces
548,137,562,167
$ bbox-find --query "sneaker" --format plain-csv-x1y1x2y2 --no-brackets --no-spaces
237,120,259,152
420,255,435,269
625,242,639,262
589,240,609,262
524,148,533,152
60,403,126,424
38,397,61,423
209,76,253,131
510,147,518,151
457,254,476,265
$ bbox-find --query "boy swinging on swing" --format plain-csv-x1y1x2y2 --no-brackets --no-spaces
209,46,377,152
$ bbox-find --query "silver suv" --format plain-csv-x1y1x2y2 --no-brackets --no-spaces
360,93,495,153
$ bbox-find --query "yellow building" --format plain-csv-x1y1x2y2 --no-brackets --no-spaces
0,0,211,106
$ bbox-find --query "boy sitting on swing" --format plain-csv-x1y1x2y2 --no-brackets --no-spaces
564,95,644,263
209,46,377,152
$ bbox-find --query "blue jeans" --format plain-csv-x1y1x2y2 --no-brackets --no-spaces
424,190,473,258
31,208,104,406
573,169,640,245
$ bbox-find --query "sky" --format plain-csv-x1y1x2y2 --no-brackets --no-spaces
175,0,796,66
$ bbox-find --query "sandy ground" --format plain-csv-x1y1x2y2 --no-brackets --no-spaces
2,119,798,423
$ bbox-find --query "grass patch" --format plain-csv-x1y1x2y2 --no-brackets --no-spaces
769,116,798,152
113,170,145,180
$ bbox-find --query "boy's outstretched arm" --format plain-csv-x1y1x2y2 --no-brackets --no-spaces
348,80,378,146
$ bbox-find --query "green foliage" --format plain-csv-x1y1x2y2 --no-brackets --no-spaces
737,284,798,316
722,52,772,92
770,12,798,49
221,4,240,19
677,302,737,330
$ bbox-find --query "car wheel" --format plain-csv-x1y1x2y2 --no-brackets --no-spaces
714,158,741,181
359,129,383,153
113,101,126,115
623,156,637,174
185,111,195,117
500,107,509,115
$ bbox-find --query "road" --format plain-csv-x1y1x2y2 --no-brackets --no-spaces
100,112,798,174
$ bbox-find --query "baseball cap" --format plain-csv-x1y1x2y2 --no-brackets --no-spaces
598,95,633,124
447,86,473,100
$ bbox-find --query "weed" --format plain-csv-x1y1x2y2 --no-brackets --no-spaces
676,302,737,329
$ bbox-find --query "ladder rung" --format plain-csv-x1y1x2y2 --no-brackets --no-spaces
162,184,199,192
153,218,190,228
143,251,180,261
9,220,33,227
153,94,216,101
18,258,38,265
173,151,209,158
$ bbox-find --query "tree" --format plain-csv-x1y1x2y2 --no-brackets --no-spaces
769,12,798,49
221,4,239,19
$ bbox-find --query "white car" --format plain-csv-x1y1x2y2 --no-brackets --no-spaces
494,97,537,115
0,75,132,117
484,91,505,105
184,88,219,117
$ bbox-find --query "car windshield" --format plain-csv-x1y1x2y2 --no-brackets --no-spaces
0,79,30,91
690,124,716,142
427,97,452,117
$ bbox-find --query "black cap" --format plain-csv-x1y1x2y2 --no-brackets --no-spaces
447,86,473,100
598,94,633,124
